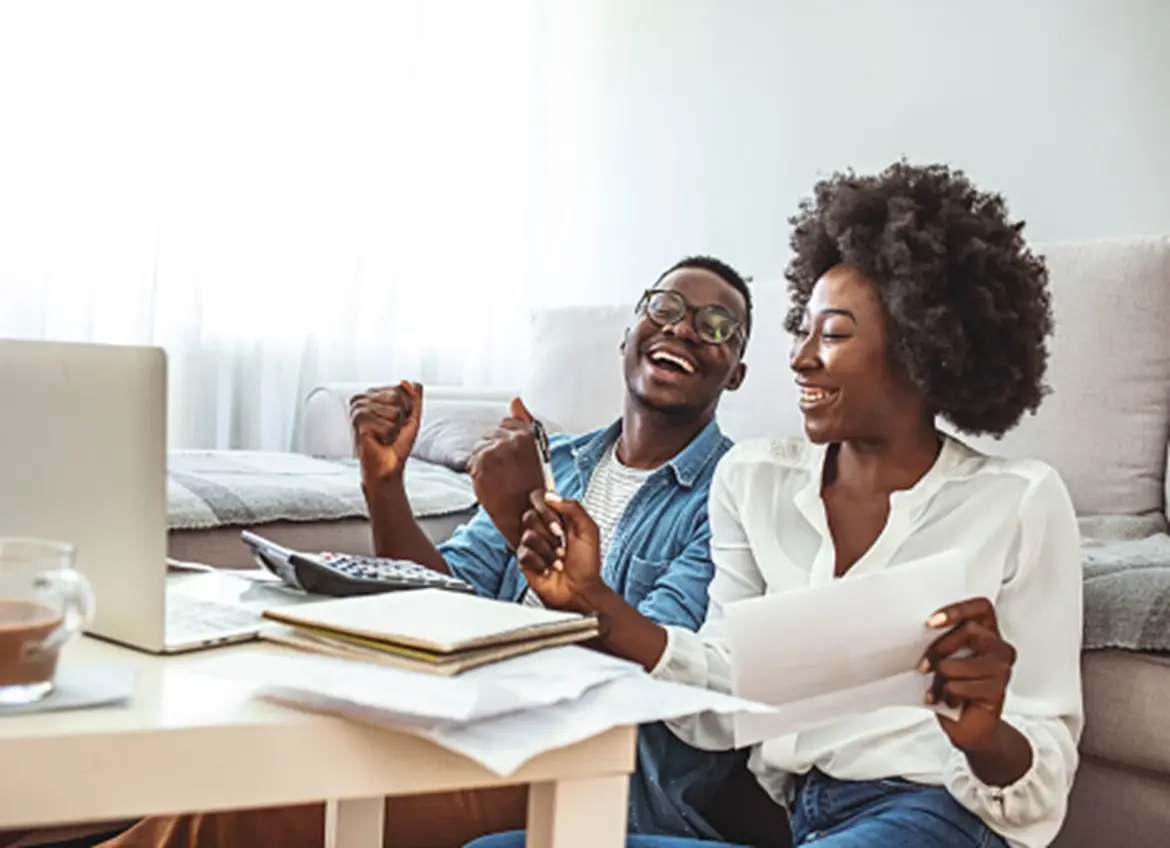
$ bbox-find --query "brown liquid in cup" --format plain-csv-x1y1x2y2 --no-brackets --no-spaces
0,599,63,688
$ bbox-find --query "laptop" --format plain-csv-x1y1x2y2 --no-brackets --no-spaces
0,338,265,653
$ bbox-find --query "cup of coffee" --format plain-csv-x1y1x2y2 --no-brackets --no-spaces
0,538,94,707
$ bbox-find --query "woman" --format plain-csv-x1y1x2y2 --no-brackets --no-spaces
468,161,1082,848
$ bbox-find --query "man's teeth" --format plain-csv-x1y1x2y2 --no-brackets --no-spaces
801,387,833,403
650,352,696,374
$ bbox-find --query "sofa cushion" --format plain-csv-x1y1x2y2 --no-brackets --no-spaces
1080,649,1170,774
167,451,476,531
1054,756,1170,848
962,235,1170,518
299,383,512,461
411,399,511,470
521,305,631,434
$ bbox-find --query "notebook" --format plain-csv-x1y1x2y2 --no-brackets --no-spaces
261,621,598,675
260,588,600,673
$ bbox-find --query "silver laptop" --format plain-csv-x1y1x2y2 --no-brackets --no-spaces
0,338,264,653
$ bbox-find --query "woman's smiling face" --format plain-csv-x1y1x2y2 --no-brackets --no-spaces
789,264,923,444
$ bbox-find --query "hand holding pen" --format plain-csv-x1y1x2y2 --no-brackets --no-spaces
516,481,604,609
516,411,608,610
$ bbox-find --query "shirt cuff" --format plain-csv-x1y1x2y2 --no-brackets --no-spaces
649,625,678,678
649,624,708,687
521,588,545,608
943,718,1070,838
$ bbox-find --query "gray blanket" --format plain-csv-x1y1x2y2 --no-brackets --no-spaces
167,451,477,531
1083,534,1170,652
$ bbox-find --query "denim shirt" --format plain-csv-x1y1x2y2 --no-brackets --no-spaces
438,418,745,839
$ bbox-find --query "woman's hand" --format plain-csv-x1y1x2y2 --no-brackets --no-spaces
920,597,1017,754
515,489,667,671
514,491,604,612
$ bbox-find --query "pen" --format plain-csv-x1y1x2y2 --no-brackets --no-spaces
532,419,557,493
531,419,567,561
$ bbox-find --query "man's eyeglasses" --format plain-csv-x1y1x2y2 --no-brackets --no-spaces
636,289,743,346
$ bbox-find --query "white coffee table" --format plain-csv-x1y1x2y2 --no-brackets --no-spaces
0,638,635,848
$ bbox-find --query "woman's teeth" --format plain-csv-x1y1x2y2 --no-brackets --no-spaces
801,387,833,403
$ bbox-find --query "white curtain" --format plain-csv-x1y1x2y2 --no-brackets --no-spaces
0,0,617,450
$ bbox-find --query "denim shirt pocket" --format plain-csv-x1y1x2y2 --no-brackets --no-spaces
624,554,671,607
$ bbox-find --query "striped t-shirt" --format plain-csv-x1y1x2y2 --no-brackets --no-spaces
523,440,653,606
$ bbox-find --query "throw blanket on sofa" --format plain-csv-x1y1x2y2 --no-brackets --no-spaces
167,451,477,531
1083,534,1170,652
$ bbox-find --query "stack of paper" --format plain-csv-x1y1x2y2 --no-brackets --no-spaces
189,645,774,775
260,589,600,675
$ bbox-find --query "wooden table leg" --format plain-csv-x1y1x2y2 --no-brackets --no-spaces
525,774,629,848
325,797,385,848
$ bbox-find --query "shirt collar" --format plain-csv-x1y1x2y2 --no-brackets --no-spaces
797,433,963,514
570,416,727,489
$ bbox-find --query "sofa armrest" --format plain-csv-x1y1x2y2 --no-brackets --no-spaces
299,382,517,459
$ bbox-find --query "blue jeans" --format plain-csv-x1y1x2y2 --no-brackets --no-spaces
787,770,1008,847
463,770,1008,848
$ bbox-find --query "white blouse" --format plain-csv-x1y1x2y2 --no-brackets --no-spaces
651,435,1084,848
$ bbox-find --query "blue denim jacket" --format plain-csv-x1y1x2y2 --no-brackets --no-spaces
438,418,744,839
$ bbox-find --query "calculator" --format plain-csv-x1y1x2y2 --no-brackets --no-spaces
239,530,476,598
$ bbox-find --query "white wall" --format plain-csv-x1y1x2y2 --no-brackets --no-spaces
553,0,1170,295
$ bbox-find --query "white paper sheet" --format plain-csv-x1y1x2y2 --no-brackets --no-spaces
264,673,774,775
726,549,968,747
191,643,775,775
188,643,644,725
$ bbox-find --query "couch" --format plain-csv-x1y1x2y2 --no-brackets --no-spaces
164,387,511,569
300,234,1170,846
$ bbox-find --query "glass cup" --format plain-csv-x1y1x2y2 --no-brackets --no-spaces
0,538,94,706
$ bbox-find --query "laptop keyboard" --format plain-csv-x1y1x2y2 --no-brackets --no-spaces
167,594,261,639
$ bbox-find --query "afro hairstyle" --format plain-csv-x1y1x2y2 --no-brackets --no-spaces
784,160,1053,437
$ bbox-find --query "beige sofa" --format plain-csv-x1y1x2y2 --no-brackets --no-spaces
302,233,1170,846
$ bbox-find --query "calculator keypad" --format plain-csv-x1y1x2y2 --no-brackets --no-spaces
319,553,469,590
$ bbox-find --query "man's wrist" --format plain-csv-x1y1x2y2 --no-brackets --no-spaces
362,472,408,506
476,492,531,551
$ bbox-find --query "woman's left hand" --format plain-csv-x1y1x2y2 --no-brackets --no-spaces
920,597,1017,753
515,491,604,612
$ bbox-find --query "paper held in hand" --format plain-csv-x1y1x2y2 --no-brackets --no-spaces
726,549,969,747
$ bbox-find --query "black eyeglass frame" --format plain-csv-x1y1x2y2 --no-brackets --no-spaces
635,288,745,346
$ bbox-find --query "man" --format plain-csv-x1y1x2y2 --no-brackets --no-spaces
100,255,753,848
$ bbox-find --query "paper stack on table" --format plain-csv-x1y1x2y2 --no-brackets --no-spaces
195,644,642,727
189,644,772,774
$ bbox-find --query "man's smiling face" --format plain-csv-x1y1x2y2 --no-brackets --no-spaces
622,267,748,418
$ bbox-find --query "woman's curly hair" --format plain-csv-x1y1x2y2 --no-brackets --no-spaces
785,160,1053,437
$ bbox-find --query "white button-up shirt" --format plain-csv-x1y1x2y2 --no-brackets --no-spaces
651,435,1084,848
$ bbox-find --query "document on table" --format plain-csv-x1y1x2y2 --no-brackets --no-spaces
189,643,646,726
726,549,969,747
189,642,774,775
270,673,774,776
